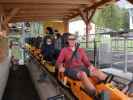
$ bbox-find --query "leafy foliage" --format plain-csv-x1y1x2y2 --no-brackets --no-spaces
92,4,129,31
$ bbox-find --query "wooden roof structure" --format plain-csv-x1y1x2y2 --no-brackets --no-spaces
0,0,117,23
128,0,133,4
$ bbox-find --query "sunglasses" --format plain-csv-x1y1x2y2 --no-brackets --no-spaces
68,38,76,40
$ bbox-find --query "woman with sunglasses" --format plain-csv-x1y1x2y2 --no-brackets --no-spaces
56,34,108,99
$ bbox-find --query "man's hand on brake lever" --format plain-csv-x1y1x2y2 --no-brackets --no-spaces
59,67,65,73
58,64,65,73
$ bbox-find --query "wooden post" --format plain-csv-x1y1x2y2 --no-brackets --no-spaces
0,5,7,37
64,19,68,32
79,8,89,48
0,5,4,16
0,16,2,31
0,7,20,62
85,22,89,48
127,0,133,4
79,8,96,48
2,8,19,31
0,5,4,32
0,16,8,62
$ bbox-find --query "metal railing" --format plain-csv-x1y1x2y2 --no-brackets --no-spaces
79,33,133,73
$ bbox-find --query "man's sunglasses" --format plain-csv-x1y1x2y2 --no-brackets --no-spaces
68,38,76,40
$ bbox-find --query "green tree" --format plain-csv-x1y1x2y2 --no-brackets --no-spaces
92,4,129,31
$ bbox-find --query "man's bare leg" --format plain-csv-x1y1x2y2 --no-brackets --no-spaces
92,69,107,81
77,71,96,96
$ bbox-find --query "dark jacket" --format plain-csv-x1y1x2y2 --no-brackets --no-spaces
42,44,55,61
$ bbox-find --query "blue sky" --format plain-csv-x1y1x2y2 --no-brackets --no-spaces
117,0,133,8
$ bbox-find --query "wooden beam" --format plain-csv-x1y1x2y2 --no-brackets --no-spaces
17,9,78,13
67,0,114,19
10,19,42,22
79,7,89,24
14,15,63,18
11,10,76,17
3,8,19,24
15,14,68,18
11,17,63,22
12,15,63,19
17,10,70,14
14,12,67,17
79,7,96,23
12,16,63,19
5,9,70,14
2,8,19,30
13,11,76,18
79,7,96,48
1,22,8,32
13,17,63,20
79,7,89,48
84,0,113,12
63,19,68,32
14,14,66,18
14,13,73,17
0,5,4,31
88,9,96,22
11,19,43,22
14,13,75,20
0,0,93,4
0,5,4,16
17,8,76,12
3,3,79,9
127,0,133,4
5,9,78,15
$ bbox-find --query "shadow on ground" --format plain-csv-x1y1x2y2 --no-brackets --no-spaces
2,65,40,100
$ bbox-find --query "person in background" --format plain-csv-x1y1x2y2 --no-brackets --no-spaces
54,29,59,35
35,36,43,49
61,32,70,48
42,36,56,63
38,36,55,82
45,27,54,35
43,27,54,47
10,41,20,71
54,29,62,50
56,34,108,100
9,41,13,59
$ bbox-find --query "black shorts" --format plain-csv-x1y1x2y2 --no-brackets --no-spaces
64,66,90,80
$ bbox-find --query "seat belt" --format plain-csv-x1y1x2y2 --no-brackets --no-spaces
66,43,80,65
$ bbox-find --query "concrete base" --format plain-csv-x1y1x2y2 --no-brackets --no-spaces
0,57,10,100
26,60,60,100
102,68,133,81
